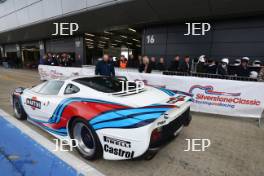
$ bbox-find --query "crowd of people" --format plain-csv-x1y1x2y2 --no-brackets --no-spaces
95,54,264,80
2,50,263,80
39,53,75,67
194,56,262,78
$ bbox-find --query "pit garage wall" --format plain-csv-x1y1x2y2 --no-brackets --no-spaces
142,18,264,63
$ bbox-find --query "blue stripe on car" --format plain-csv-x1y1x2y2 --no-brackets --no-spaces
90,108,170,125
28,117,68,136
41,126,67,136
92,112,163,130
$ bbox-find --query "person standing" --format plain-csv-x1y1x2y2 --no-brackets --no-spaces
52,54,58,65
258,67,264,81
138,55,142,66
39,54,48,65
139,56,152,73
127,55,138,68
196,55,206,73
95,54,115,76
217,58,229,75
47,53,53,65
67,54,74,67
149,57,157,70
119,55,128,69
236,57,250,77
169,55,180,71
179,56,191,73
61,53,69,67
206,59,217,74
157,57,166,71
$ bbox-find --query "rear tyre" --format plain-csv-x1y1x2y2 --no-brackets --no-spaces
70,118,102,160
13,97,27,120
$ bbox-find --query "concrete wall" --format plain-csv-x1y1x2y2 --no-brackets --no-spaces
142,18,264,63
0,0,125,33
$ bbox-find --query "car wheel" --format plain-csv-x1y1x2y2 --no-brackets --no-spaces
13,97,27,120
70,118,102,160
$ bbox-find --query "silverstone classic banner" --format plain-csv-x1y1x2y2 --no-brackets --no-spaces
38,65,264,119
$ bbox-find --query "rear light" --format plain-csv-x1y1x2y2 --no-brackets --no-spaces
150,128,161,144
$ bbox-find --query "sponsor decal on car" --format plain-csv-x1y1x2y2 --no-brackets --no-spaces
104,136,131,148
104,145,135,159
167,95,186,104
26,97,41,110
103,136,134,158
157,120,166,126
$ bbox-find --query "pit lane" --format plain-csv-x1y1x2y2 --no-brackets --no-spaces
0,67,263,176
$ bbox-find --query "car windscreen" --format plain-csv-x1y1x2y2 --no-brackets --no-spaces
73,77,137,93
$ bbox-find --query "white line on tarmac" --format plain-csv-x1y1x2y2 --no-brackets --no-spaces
0,109,105,176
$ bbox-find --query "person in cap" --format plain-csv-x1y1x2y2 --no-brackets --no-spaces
233,59,241,66
217,58,229,75
236,57,250,77
252,60,261,67
196,55,207,73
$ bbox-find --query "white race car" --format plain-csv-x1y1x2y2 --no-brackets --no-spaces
12,76,192,160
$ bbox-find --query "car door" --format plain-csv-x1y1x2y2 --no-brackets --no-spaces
22,80,65,122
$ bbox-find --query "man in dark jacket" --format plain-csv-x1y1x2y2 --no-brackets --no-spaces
169,55,180,71
157,57,166,71
149,57,157,70
206,59,217,74
179,56,191,73
127,55,138,68
39,54,48,65
196,55,206,73
236,57,250,77
217,58,229,76
95,54,115,76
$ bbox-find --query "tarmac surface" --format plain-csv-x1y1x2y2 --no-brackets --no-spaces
0,67,264,176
